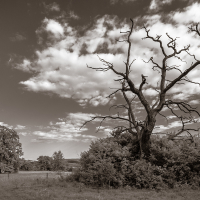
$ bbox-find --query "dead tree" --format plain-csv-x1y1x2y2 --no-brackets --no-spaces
82,19,200,158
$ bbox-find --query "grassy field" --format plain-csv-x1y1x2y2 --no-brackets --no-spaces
0,171,200,200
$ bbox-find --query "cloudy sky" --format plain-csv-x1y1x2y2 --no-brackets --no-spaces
1,0,200,160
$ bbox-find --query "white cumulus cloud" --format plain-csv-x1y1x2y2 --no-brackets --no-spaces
16,6,200,108
30,112,99,143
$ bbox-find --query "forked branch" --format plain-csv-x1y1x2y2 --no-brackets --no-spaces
189,23,200,36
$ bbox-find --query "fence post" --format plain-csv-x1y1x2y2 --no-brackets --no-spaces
46,173,48,180
8,172,9,179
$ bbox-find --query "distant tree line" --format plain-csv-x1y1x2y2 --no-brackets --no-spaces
0,125,79,172
19,150,79,171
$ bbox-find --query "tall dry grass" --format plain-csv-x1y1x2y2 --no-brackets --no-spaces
0,171,200,200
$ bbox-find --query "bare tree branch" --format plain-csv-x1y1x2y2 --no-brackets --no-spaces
125,18,134,77
142,26,167,57
163,61,200,93
122,83,141,133
82,19,200,158
188,23,200,36
139,75,148,91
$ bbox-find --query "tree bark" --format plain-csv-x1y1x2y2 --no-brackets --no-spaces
141,130,152,158
138,115,156,158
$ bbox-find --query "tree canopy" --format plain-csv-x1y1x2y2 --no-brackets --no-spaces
0,126,23,171
52,150,65,171
37,156,53,171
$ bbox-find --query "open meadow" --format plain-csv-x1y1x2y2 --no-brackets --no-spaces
0,171,200,200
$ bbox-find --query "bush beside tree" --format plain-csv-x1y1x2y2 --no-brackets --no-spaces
72,133,200,189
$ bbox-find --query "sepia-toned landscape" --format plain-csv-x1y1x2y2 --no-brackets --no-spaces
1,0,200,199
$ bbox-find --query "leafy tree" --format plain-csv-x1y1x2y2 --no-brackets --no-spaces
37,156,53,171
0,126,23,172
82,20,200,158
52,150,65,171
19,159,36,171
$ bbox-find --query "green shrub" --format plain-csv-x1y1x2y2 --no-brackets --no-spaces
70,134,200,189
150,136,200,187
74,138,131,187
121,158,166,189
